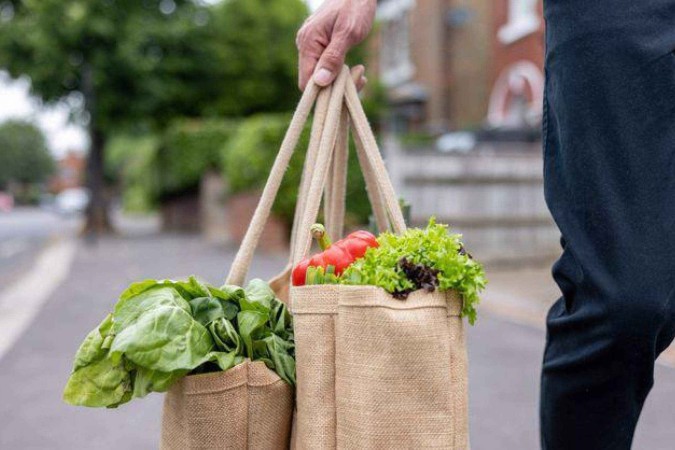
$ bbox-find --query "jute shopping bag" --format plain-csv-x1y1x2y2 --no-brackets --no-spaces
160,361,294,450
288,69,469,449
222,66,469,449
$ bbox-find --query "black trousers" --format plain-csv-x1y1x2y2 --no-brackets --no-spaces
541,1,675,448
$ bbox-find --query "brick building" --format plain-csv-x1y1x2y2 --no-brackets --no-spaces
49,151,85,193
370,0,544,133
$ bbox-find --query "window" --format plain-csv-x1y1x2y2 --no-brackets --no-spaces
377,0,415,87
498,0,540,45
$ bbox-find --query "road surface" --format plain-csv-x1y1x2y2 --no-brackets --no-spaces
0,208,78,286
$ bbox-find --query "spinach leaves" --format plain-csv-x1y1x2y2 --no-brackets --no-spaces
63,277,294,408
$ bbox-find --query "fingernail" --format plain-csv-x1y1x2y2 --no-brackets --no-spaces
313,68,333,86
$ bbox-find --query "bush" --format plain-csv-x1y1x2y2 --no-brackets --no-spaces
0,121,54,189
223,113,371,228
157,119,239,198
106,134,160,212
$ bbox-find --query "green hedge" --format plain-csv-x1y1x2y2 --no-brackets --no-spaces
157,119,238,198
223,113,371,227
106,134,160,212
109,114,376,225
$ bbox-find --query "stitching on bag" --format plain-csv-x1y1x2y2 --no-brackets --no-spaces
248,379,286,388
339,303,451,311
339,304,462,317
184,380,248,395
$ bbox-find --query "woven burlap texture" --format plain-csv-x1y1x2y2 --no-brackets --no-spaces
161,360,293,450
292,285,469,449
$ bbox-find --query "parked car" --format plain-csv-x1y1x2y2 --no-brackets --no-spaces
435,132,477,153
0,192,14,213
54,188,89,216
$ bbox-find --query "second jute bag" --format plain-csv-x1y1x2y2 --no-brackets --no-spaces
288,69,469,449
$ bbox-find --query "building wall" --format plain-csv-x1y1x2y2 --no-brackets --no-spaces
487,0,545,128
448,0,493,129
491,0,544,82
49,151,85,193
408,0,449,131
372,0,544,132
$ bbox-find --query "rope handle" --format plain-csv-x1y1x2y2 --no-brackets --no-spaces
226,66,405,285
291,67,406,263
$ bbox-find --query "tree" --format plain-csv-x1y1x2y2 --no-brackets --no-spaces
0,120,54,188
0,0,309,232
207,0,308,116
0,0,226,233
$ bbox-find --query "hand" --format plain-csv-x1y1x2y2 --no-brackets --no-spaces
296,0,376,90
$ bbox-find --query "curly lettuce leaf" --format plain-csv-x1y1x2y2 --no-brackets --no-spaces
342,218,487,324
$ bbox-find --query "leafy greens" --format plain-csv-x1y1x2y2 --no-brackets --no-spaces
341,218,487,324
63,277,294,408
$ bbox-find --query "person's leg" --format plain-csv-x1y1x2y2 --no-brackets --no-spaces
540,1,675,448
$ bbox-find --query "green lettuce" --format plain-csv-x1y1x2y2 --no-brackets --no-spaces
342,218,487,324
63,277,294,408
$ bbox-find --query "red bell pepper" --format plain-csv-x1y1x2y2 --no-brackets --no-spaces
292,224,378,286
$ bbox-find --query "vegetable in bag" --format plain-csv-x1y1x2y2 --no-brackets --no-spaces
63,277,295,408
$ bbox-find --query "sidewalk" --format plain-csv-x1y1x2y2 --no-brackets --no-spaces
481,263,675,367
481,263,558,328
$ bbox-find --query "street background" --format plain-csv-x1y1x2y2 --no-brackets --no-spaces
2,211,675,449
1,0,674,449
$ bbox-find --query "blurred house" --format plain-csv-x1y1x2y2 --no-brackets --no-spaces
372,1,556,265
370,0,544,133
49,151,85,193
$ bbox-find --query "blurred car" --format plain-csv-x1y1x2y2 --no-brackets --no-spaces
0,192,14,213
435,132,477,153
54,188,89,216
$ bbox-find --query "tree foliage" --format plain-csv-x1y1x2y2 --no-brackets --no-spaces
0,0,308,127
224,114,371,227
0,0,309,231
0,0,220,129
0,120,54,188
207,0,308,116
157,119,238,197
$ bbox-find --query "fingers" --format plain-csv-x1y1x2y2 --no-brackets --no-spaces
298,52,319,91
313,36,349,87
296,19,325,91
350,65,367,92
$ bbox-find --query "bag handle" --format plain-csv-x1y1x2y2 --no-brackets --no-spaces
324,107,349,240
226,81,320,286
291,69,406,263
227,66,405,285
289,67,350,264
289,86,333,265
295,93,389,261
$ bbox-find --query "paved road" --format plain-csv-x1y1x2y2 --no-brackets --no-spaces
1,234,674,449
0,208,79,286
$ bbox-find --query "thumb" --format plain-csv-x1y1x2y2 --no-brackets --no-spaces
313,37,349,87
